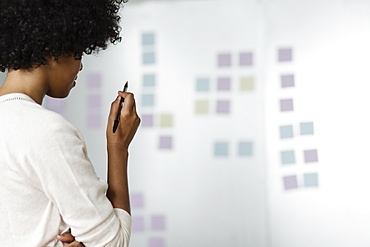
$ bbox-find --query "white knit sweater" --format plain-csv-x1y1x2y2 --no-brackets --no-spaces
0,93,131,247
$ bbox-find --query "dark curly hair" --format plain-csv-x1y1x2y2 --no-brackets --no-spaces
0,0,128,72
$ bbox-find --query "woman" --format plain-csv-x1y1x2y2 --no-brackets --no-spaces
0,0,140,246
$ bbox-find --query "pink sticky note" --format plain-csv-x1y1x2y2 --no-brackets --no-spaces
141,114,154,127
283,175,298,190
240,52,253,66
216,100,230,114
159,136,172,149
217,77,231,91
278,48,293,62
87,94,102,108
281,74,295,88
304,149,318,163
87,73,102,88
148,238,165,247
86,114,102,128
132,216,145,232
151,215,166,231
280,99,293,112
218,53,231,67
131,193,144,209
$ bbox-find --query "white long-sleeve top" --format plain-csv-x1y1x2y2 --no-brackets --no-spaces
0,93,131,247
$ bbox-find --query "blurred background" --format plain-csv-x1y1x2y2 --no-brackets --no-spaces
2,0,370,246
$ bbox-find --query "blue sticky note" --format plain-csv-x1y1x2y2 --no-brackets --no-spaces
196,78,210,92
280,125,293,139
304,173,318,187
143,74,156,87
142,33,155,46
143,52,155,65
300,122,314,135
239,141,253,156
142,94,155,107
214,142,229,157
281,150,295,165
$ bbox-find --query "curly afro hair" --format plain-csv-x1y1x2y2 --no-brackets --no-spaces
0,0,128,72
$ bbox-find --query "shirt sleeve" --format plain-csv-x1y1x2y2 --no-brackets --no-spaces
24,116,131,246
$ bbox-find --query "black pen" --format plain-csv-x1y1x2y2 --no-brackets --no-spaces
113,81,128,133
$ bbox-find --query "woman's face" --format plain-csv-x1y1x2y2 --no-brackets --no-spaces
46,55,83,98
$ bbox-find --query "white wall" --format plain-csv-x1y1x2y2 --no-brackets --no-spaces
38,0,370,246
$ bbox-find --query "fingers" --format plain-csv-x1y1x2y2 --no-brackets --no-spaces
64,241,85,247
57,233,75,242
117,91,136,111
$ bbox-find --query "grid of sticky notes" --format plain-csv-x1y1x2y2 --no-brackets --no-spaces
86,73,103,128
131,193,167,247
194,51,255,115
277,47,320,190
140,32,174,151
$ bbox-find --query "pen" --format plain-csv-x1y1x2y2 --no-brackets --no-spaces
113,81,128,133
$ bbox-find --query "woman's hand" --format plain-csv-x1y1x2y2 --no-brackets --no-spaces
106,91,141,150
57,232,85,247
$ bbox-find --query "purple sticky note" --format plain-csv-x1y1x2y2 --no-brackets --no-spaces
131,193,144,209
46,98,66,115
148,238,165,247
159,136,172,149
151,215,166,231
217,77,231,91
87,94,102,108
87,73,102,88
218,53,231,67
216,100,230,114
278,48,293,62
280,99,293,112
240,52,253,66
132,216,145,232
141,114,154,127
86,114,102,128
281,74,295,88
304,149,318,163
283,175,298,190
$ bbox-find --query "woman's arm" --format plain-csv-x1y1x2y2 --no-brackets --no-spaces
105,91,140,213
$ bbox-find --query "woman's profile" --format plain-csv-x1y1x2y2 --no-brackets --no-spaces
0,0,140,246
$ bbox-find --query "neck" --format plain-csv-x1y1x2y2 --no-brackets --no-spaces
0,67,49,105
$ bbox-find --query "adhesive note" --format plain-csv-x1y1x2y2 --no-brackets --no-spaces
281,150,295,165
87,94,102,108
46,98,65,114
240,77,254,91
196,78,210,92
159,136,172,149
132,216,145,232
304,149,318,163
280,125,293,139
300,122,314,135
239,52,253,66
151,215,166,231
142,33,155,46
304,173,319,187
143,74,156,87
217,77,231,91
278,48,293,62
86,73,102,88
218,53,231,67
283,175,298,190
141,114,154,127
142,94,155,107
86,114,102,128
214,142,229,157
148,238,165,247
281,74,295,88
280,99,294,112
216,100,230,114
130,193,144,209
238,141,253,156
143,52,156,65
160,114,173,128
195,100,209,114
